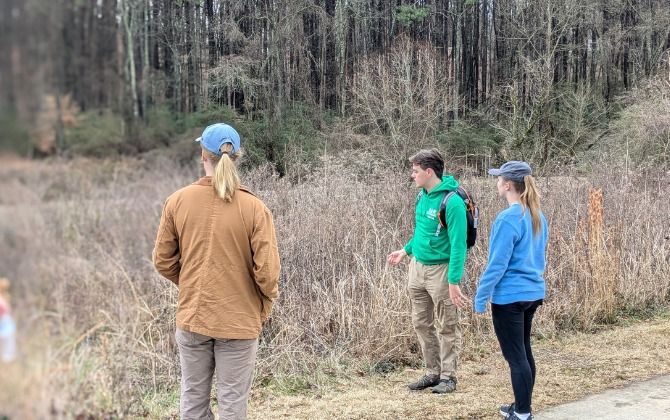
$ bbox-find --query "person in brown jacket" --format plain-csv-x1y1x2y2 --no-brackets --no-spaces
153,122,280,420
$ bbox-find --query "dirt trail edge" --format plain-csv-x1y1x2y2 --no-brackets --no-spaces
536,374,670,419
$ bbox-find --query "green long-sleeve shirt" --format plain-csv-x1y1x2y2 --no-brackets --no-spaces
404,176,468,284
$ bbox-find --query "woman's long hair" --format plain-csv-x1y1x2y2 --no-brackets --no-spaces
203,143,241,202
511,175,542,237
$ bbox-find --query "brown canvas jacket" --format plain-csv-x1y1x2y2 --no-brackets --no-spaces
153,176,280,339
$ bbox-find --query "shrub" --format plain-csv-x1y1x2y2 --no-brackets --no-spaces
63,110,125,157
239,104,325,178
141,106,179,148
598,79,670,168
437,122,502,162
178,106,239,133
349,36,451,158
0,110,31,156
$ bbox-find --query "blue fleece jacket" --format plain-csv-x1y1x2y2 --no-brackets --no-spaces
474,203,548,313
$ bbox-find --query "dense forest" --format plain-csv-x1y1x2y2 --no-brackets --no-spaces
1,0,669,167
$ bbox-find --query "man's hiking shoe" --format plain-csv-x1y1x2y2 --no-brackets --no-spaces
407,374,440,390
500,403,515,417
431,377,457,394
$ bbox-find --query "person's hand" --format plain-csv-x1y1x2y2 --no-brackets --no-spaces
448,284,470,309
387,249,407,266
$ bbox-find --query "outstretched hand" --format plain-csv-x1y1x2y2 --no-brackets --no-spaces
387,249,407,266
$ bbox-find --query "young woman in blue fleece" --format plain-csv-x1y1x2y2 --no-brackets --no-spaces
474,161,549,420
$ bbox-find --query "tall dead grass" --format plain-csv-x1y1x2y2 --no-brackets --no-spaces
0,156,668,417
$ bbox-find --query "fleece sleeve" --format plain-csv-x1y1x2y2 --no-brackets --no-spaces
403,237,414,256
404,193,420,256
445,196,468,284
474,218,518,313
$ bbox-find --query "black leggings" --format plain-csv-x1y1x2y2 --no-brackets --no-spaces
491,299,543,414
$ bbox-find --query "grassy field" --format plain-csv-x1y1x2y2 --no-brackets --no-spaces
0,155,668,418
246,314,670,419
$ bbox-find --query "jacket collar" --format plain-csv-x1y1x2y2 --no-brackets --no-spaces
194,176,213,186
194,176,255,196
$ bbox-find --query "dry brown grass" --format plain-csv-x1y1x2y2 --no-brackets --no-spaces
0,156,668,418
248,315,670,419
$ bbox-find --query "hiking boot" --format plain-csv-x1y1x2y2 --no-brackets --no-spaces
499,403,515,417
407,374,440,391
431,377,457,394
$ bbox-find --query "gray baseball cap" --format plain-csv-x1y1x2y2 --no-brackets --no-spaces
488,161,532,182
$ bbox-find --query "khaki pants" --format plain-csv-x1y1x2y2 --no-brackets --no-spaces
176,328,258,420
408,258,462,379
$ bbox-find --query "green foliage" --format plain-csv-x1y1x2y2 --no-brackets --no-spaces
126,106,178,154
277,104,324,159
0,110,30,156
63,110,125,157
137,106,242,165
144,106,179,146
395,5,429,28
136,103,324,175
141,389,179,419
177,106,239,133
490,83,608,165
437,122,502,158
242,104,324,177
549,84,608,162
63,105,247,160
322,109,340,127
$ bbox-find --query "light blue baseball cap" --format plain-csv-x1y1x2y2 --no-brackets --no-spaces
488,161,532,182
195,123,241,156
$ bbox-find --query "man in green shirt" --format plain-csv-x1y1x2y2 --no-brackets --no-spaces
388,148,468,394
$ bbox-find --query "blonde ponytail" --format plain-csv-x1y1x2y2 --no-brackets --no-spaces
518,175,542,237
203,143,241,202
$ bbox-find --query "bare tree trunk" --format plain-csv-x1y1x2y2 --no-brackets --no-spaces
205,0,217,66
142,0,149,120
335,0,347,116
185,0,196,112
120,0,139,118
480,0,489,104
453,0,462,121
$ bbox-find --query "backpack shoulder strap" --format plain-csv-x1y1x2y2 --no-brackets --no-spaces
438,190,457,227
440,190,456,208
455,186,471,203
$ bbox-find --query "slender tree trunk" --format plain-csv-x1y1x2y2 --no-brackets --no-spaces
480,0,489,104
205,0,216,66
141,0,149,119
120,0,139,118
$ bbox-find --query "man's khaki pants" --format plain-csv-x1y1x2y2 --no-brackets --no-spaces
408,258,462,379
176,328,258,420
